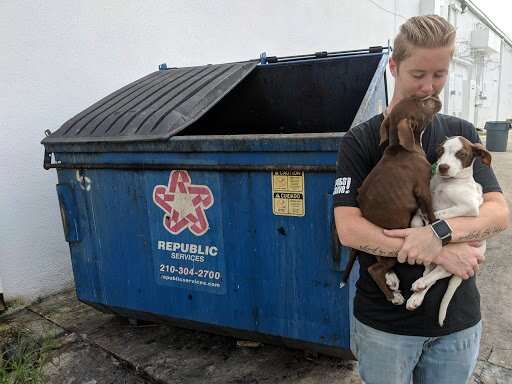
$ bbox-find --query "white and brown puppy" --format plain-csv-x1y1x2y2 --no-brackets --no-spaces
408,136,491,326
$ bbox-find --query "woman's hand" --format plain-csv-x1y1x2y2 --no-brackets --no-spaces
383,226,442,265
434,241,485,279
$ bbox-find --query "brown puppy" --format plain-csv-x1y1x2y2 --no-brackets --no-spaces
340,95,441,304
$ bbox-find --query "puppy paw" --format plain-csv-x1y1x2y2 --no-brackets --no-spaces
406,292,425,310
385,272,400,291
391,292,405,305
411,278,427,292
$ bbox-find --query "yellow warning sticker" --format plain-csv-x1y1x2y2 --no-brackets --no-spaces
271,171,305,216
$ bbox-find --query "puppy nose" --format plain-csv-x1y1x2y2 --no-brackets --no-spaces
438,164,450,174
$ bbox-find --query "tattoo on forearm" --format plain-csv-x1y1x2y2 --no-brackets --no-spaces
458,225,507,241
359,245,399,257
459,231,481,241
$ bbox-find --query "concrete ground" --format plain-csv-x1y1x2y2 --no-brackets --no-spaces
2,133,511,384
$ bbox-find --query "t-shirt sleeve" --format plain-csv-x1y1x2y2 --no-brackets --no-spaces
333,128,373,207
463,121,502,194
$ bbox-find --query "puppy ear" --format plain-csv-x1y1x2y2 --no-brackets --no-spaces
379,116,390,146
397,118,415,151
471,143,492,166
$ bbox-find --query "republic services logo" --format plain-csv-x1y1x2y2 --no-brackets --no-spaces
153,170,214,236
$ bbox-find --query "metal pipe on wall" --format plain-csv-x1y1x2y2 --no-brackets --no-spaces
0,276,6,312
496,39,504,120
444,2,454,116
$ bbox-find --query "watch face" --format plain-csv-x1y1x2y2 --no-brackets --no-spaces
433,220,452,238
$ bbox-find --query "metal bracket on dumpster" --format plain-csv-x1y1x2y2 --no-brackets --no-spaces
43,150,64,170
43,150,52,170
43,130,55,170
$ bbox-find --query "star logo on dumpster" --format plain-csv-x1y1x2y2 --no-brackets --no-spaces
153,170,214,236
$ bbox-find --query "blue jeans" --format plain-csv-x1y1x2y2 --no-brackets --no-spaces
351,318,481,384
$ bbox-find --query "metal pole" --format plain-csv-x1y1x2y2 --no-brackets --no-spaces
474,53,485,128
445,3,454,116
496,39,504,120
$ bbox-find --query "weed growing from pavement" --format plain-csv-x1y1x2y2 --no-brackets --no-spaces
0,325,57,384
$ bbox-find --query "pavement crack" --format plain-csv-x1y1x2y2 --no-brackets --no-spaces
25,307,166,384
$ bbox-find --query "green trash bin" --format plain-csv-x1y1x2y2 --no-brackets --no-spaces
484,121,511,152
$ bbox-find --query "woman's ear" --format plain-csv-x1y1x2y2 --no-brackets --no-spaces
389,57,398,78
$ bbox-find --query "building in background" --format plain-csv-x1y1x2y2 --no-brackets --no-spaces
1,0,511,304
434,0,512,128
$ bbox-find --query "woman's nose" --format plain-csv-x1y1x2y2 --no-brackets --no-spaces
420,80,434,94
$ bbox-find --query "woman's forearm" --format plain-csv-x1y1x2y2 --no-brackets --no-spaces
447,192,510,243
335,207,404,257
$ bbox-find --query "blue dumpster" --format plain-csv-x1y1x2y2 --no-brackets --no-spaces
42,48,388,357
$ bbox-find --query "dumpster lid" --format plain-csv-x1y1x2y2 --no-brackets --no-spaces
42,60,259,144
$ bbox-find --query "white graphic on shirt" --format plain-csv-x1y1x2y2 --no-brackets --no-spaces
333,177,352,195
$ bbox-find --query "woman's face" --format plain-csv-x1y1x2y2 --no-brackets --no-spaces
390,45,452,102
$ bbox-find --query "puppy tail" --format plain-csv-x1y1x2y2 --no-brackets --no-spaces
340,249,358,289
439,276,463,326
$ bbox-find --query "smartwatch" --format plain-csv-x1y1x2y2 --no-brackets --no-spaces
430,219,453,246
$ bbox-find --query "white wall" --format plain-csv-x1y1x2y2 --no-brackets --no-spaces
0,0,421,302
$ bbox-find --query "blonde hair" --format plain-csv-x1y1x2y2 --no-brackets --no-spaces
392,15,456,67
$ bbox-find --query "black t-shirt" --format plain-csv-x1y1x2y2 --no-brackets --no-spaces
333,113,502,337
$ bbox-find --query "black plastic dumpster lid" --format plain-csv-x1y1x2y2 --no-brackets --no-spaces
42,60,258,144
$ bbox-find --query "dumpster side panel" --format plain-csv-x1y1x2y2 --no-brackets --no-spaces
55,150,351,349
56,169,103,303
86,170,156,310
248,171,349,345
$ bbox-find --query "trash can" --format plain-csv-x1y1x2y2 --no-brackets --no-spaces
484,121,511,152
42,47,389,358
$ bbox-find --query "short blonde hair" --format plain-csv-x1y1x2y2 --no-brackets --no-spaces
392,15,456,67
